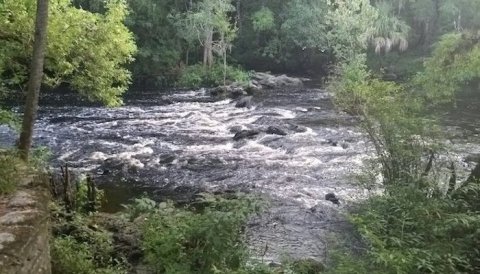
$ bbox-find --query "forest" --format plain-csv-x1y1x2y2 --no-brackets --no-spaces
0,0,480,273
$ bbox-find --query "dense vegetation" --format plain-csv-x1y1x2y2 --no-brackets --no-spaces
1,0,480,273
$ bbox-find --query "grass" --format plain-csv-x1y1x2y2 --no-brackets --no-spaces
0,150,25,195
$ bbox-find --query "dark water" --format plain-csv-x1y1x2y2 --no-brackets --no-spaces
0,85,478,262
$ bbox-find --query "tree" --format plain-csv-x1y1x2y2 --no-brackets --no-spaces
369,1,410,54
415,30,480,104
0,0,137,107
175,0,236,70
124,0,185,88
0,0,136,159
326,0,378,61
17,0,49,160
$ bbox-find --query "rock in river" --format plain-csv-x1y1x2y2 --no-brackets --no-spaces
235,96,253,108
233,129,260,141
266,126,288,136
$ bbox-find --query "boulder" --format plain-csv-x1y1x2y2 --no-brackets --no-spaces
229,126,244,134
210,86,227,97
230,87,248,99
252,72,304,89
266,126,287,136
286,123,308,133
159,154,176,165
160,95,174,105
325,193,340,205
233,129,260,141
235,96,253,108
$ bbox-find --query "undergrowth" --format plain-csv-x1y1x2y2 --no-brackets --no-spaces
141,193,261,273
177,63,250,88
329,183,480,274
50,177,127,274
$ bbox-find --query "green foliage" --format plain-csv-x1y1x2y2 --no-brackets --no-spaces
51,202,127,274
121,196,157,221
178,63,250,88
29,146,52,170
251,7,275,32
0,108,19,129
330,185,480,273
280,0,328,52
331,56,438,187
142,193,261,273
369,1,410,54
415,31,480,105
74,175,105,214
0,0,136,106
366,49,425,80
52,235,126,274
125,0,184,88
0,151,23,195
240,0,330,69
326,0,378,61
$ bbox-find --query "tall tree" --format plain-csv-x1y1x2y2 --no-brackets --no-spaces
175,0,236,69
18,0,49,160
0,0,136,107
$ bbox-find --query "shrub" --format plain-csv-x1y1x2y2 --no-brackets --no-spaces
51,177,126,274
330,184,480,274
177,63,250,88
142,193,260,273
329,57,441,189
52,235,127,274
0,151,23,195
121,196,157,221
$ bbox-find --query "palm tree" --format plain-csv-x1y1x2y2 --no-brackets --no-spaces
370,1,410,54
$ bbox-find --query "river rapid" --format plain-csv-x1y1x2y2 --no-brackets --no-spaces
1,84,479,263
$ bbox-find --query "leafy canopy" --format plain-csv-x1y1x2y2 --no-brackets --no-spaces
0,0,137,106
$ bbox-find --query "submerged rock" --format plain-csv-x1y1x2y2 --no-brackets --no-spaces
210,84,248,99
235,96,253,108
325,193,340,205
233,129,260,141
229,125,244,134
266,126,288,136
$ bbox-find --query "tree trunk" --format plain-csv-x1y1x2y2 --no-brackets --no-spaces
203,28,214,69
18,0,49,161
236,0,242,30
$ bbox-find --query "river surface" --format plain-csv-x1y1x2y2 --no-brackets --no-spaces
1,84,479,262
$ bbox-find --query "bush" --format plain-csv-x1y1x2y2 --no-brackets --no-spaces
0,151,23,195
52,235,126,274
177,63,250,88
51,177,126,274
142,193,261,273
330,184,480,274
121,196,157,221
329,57,441,188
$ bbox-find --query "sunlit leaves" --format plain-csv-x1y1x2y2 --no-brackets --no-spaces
251,6,274,32
326,0,378,61
416,31,480,105
0,0,136,106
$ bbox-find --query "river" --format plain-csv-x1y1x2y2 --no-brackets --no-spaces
0,84,479,263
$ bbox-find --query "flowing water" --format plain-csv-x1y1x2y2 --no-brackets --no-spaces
0,84,479,262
